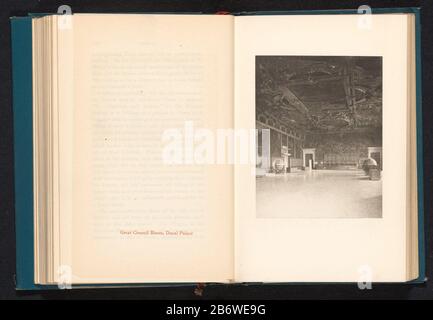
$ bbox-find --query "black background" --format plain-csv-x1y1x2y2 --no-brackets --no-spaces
0,0,432,300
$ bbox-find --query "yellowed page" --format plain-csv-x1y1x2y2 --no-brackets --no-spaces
235,14,411,282
407,14,419,280
65,14,233,283
56,14,75,284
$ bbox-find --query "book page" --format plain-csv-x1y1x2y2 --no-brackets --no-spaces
63,14,234,283
235,14,412,282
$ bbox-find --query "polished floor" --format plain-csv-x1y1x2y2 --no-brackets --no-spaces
256,169,382,218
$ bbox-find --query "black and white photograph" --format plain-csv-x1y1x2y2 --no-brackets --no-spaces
256,56,383,218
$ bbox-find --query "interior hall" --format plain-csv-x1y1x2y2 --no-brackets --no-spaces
255,56,382,218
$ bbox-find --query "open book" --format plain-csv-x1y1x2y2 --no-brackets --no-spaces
12,11,423,287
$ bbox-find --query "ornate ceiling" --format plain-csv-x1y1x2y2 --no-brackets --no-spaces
256,56,382,133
